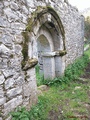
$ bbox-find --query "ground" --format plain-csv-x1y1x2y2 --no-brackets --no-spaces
47,62,90,120
11,55,90,120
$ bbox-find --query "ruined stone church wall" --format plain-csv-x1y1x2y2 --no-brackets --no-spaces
0,0,84,119
52,0,84,65
62,6,84,66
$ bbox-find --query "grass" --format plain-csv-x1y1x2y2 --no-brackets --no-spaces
85,48,90,57
11,49,90,120
11,80,90,120
35,65,44,86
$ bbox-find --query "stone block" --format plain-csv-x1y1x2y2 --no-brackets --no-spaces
9,58,22,72
23,80,37,97
0,97,6,105
0,17,10,28
0,75,5,85
0,117,2,120
23,97,30,108
11,22,26,30
7,87,22,98
14,76,25,85
1,34,13,48
3,1,9,7
5,78,15,90
3,70,14,78
14,34,23,44
0,44,11,57
23,82,32,97
10,1,19,10
38,85,48,91
26,0,35,8
21,6,29,15
26,67,36,82
3,96,22,116
23,80,37,109
14,45,22,55
0,87,4,98
4,7,19,23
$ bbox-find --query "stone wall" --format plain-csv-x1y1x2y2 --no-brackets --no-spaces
0,0,84,119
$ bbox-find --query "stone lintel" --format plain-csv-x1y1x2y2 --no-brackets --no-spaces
42,50,67,57
42,52,56,57
56,50,67,56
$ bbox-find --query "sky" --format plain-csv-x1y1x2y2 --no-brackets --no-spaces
68,0,90,11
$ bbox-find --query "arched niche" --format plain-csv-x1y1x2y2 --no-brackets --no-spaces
22,6,67,79
36,26,55,79
37,35,51,75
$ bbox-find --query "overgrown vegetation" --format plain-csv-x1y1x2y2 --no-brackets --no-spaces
85,16,90,43
35,65,44,86
11,50,90,120
85,47,90,57
36,54,89,86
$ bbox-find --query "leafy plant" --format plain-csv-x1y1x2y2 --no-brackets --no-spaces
11,107,30,120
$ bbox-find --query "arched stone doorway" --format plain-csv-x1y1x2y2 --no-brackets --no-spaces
22,6,67,80
36,26,55,79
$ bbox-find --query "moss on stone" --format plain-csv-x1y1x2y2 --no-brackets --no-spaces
22,6,66,68
26,6,46,32
23,58,38,70
59,50,67,56
21,31,29,68
26,6,66,51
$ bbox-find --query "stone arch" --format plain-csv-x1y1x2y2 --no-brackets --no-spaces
22,6,67,79
26,6,66,50
36,26,54,52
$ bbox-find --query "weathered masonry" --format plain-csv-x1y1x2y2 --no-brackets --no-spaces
0,0,84,119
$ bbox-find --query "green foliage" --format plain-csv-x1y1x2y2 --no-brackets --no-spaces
11,53,90,120
11,107,30,120
85,48,90,57
11,96,50,120
35,65,44,86
85,16,90,41
44,54,89,86
28,96,50,120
